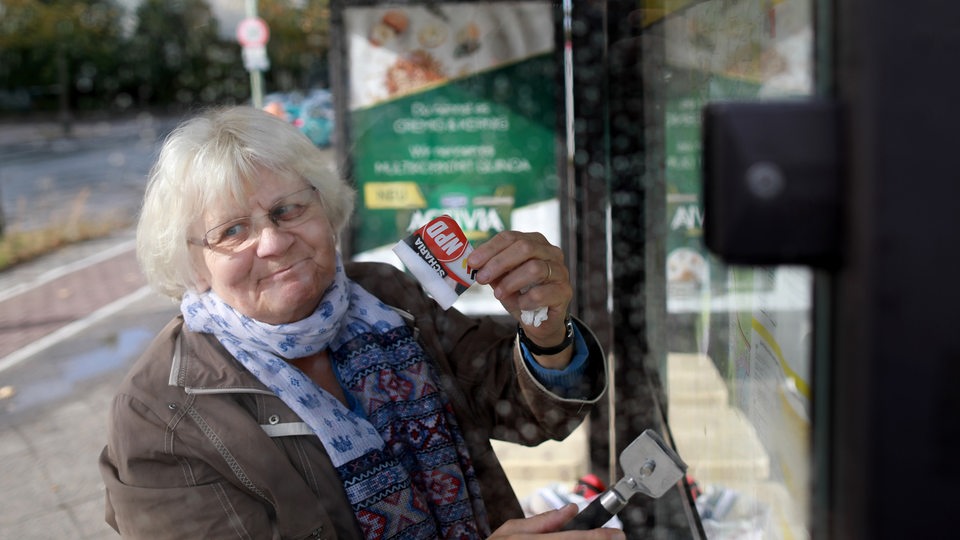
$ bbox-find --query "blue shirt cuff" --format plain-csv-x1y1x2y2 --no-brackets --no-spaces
520,324,590,398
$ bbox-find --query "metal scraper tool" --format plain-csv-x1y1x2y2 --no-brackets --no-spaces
562,429,688,530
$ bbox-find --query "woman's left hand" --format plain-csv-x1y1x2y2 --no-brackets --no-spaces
467,231,573,366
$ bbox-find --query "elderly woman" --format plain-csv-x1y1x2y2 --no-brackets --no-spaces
99,106,619,539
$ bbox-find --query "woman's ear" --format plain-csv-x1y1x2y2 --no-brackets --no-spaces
194,276,211,291
190,271,211,292
188,248,213,292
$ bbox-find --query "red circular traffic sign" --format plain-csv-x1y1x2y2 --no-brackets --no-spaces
236,17,269,47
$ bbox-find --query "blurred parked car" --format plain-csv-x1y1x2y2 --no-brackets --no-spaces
262,89,335,148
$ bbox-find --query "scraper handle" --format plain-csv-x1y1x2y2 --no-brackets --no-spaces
560,496,615,531
562,490,627,531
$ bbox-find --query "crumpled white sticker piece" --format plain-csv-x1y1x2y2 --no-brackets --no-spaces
520,306,549,327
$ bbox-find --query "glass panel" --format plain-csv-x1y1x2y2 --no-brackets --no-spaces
640,1,815,537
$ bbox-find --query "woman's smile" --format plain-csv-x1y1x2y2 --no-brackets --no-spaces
261,258,308,282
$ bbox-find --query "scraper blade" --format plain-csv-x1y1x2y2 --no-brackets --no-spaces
561,429,687,531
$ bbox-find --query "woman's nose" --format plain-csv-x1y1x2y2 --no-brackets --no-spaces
255,222,294,256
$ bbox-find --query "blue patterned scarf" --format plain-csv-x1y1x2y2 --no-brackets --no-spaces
181,256,489,539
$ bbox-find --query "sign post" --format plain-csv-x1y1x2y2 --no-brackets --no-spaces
237,5,270,108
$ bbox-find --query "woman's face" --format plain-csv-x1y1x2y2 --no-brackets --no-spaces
192,170,337,324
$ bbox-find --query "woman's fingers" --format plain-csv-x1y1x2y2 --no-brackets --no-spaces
491,504,579,536
487,504,627,540
467,231,571,331
468,231,558,286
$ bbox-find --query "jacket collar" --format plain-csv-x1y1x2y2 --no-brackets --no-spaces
168,319,274,395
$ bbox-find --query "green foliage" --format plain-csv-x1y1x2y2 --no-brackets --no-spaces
125,0,246,107
0,0,127,110
0,0,331,113
259,0,331,90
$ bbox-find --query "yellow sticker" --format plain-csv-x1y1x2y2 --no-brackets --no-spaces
363,182,427,209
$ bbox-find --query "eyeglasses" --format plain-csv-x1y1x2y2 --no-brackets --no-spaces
189,186,322,252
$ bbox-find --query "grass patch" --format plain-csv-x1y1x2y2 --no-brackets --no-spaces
0,221,130,271
0,188,133,271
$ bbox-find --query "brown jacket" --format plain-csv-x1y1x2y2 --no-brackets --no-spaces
99,262,606,539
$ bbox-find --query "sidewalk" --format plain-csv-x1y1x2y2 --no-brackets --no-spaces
0,240,144,366
0,232,592,538
0,232,177,539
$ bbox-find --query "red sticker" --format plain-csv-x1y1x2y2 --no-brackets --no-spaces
419,215,469,263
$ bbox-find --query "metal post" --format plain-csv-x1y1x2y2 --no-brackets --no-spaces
245,0,264,109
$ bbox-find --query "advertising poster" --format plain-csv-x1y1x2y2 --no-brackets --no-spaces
341,2,560,260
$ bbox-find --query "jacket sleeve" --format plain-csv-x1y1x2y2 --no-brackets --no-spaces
508,315,607,432
430,300,607,446
99,393,282,540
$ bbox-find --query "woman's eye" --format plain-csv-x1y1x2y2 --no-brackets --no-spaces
273,203,307,221
221,222,248,239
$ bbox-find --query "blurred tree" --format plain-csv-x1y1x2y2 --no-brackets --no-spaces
125,0,247,109
0,0,125,116
258,0,331,91
0,0,333,114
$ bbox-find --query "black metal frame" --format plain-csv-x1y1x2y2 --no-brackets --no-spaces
820,0,960,537
570,1,703,536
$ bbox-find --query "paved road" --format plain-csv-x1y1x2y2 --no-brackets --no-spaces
0,114,181,233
